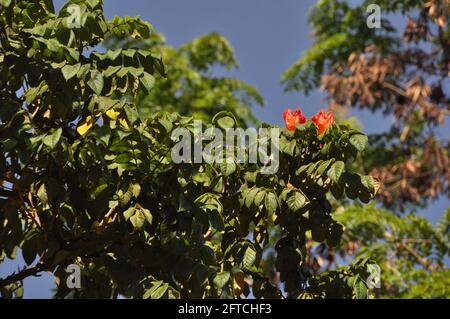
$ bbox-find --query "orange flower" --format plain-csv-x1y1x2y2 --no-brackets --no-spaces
311,109,334,134
283,108,306,131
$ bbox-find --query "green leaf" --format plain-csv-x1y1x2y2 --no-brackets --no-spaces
315,159,332,177
360,175,375,193
286,191,306,212
280,138,296,156
349,134,368,152
123,207,136,221
330,183,344,199
141,207,153,225
245,187,259,208
219,159,236,176
242,245,256,269
64,47,79,61
77,63,90,78
130,211,145,229
105,49,122,60
115,153,132,164
61,63,81,80
254,189,266,206
90,124,111,146
158,117,173,133
151,283,169,299
42,128,62,149
25,81,48,105
327,161,345,183
116,67,129,78
209,209,224,231
22,235,38,266
37,184,48,204
88,70,104,95
200,244,216,265
264,191,278,213
124,104,139,124
353,280,368,299
131,183,141,198
86,0,101,8
2,138,18,151
119,184,135,207
0,0,12,7
217,116,235,129
129,67,144,78
296,164,310,176
143,281,168,299
51,61,66,69
213,271,231,289
122,49,136,58
44,38,60,52
212,111,237,129
103,65,121,77
140,72,155,92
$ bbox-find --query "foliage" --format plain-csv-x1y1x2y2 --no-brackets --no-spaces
0,0,379,298
106,30,264,127
280,0,450,299
282,0,449,210
334,205,450,298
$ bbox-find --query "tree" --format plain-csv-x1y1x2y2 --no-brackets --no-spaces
281,0,450,298
0,0,378,298
334,205,449,298
283,0,449,210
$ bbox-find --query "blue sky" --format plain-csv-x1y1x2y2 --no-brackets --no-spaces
1,0,448,298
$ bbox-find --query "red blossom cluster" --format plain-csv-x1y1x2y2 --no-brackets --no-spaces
283,108,334,134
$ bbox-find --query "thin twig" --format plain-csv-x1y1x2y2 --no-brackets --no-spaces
203,229,217,240
27,191,43,230
0,261,48,288
397,242,435,272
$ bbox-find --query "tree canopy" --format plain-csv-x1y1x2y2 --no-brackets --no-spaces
0,0,380,299
0,0,448,299
281,0,449,298
283,0,449,210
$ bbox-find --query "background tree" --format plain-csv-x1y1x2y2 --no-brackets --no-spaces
283,0,449,210
281,0,450,298
335,205,449,298
105,30,264,127
0,0,378,299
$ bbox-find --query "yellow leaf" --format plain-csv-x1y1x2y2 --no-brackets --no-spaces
106,108,120,120
77,116,94,136
119,117,129,128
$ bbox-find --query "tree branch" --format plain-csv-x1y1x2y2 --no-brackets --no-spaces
0,261,48,288
397,242,435,272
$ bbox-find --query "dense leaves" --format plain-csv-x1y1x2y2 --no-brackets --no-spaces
334,205,450,298
282,0,449,210
280,0,449,299
0,0,378,299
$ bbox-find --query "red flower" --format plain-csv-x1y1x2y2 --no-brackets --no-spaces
283,108,306,131
311,109,334,134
